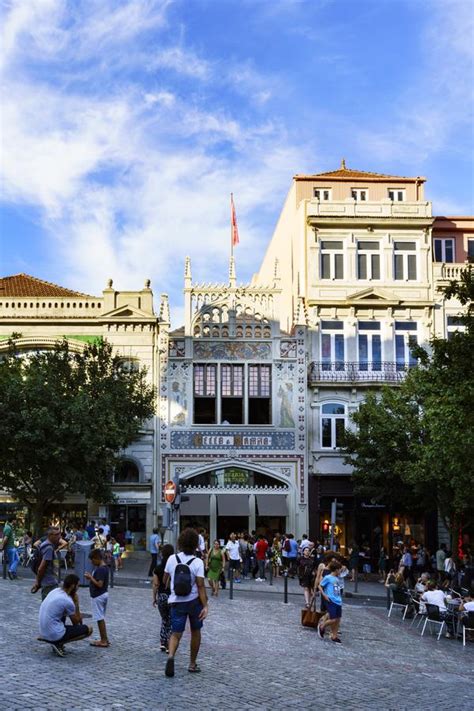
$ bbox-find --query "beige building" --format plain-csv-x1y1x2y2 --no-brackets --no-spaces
256,161,452,553
0,273,168,548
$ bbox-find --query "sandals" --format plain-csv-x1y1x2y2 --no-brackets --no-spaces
165,658,175,678
89,641,110,647
188,664,201,673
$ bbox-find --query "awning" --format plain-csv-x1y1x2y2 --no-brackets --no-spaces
180,494,211,516
256,494,288,516
217,494,249,516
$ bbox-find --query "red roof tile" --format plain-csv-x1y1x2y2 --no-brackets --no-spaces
0,274,93,298
295,160,425,182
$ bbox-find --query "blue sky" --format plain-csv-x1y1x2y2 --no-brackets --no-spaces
1,0,473,321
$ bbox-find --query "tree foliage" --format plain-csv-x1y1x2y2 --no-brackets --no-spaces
341,266,474,534
0,340,155,531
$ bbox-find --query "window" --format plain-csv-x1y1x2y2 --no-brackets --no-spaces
357,241,380,280
467,239,474,261
447,315,465,340
394,323,418,371
248,365,271,424
117,358,140,373
388,189,406,201
358,321,381,371
314,188,332,201
351,188,368,201
394,242,417,281
321,241,344,280
114,460,140,483
194,364,217,424
321,321,344,371
221,365,244,424
193,364,271,425
321,403,346,449
434,238,454,263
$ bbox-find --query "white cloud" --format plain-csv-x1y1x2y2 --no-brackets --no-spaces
152,46,211,80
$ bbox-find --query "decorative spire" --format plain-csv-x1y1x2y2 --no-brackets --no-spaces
273,258,280,281
294,296,307,326
106,278,113,289
159,293,170,324
229,256,236,287
144,278,151,289
341,158,346,169
184,256,192,287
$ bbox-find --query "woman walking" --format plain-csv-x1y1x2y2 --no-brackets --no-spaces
206,540,225,597
152,543,174,653
271,535,282,579
298,546,315,607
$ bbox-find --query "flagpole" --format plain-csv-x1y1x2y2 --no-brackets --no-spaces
230,192,234,259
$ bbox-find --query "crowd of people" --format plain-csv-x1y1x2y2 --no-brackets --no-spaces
2,517,473,669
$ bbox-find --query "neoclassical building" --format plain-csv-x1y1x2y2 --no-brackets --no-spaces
0,273,168,548
256,162,471,553
161,258,309,540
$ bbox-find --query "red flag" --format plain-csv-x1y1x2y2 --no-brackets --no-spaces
231,193,239,247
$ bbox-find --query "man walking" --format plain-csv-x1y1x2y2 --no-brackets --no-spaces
254,535,269,581
31,526,62,600
225,532,242,583
163,528,208,677
1,517,19,580
148,527,162,577
38,573,92,657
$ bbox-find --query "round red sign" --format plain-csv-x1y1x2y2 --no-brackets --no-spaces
164,480,177,504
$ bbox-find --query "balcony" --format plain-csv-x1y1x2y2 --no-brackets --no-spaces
308,361,409,386
433,262,469,284
307,200,432,221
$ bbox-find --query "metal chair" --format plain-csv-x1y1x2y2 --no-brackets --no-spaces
421,603,446,640
409,596,426,629
58,548,68,571
388,588,410,620
462,611,474,647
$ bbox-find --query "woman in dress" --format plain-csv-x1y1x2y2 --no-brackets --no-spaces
206,540,226,597
271,535,282,579
152,543,174,653
298,546,315,607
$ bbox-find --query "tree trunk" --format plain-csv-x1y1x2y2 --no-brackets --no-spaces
31,501,46,539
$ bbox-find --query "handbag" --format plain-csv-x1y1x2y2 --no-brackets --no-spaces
301,599,324,629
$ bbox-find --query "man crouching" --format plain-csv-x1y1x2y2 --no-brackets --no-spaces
38,573,92,657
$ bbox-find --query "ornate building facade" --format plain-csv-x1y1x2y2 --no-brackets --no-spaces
161,258,309,540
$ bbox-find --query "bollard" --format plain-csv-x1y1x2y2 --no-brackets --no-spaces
354,567,358,593
229,566,234,600
283,571,288,603
386,585,391,611
2,550,7,579
268,560,273,586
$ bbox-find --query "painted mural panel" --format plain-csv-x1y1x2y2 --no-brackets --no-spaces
193,341,271,360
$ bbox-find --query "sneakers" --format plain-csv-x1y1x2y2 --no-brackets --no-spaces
234,578,241,583
255,577,262,582
331,637,342,644
317,624,325,640
52,643,65,657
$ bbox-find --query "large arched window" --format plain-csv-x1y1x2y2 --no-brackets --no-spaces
320,402,346,449
114,459,140,483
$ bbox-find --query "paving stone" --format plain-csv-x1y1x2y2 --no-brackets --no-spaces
0,577,472,709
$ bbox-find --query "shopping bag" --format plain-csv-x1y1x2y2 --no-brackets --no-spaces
301,606,324,628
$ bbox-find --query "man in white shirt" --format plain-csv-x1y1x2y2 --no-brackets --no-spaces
225,532,241,583
163,528,208,678
101,519,111,537
299,534,313,553
38,574,92,656
421,582,454,636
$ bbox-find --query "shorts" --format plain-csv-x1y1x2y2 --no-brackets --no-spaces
58,624,90,643
326,601,342,619
170,598,203,633
229,559,241,570
91,592,108,621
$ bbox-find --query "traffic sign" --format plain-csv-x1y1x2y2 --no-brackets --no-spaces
164,480,177,504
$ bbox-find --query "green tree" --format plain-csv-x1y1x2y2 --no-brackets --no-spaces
0,339,155,533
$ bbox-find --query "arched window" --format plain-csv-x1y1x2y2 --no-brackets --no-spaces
114,460,140,483
321,403,346,449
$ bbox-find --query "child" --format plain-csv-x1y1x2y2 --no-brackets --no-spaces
318,560,343,644
84,549,110,648
112,538,121,572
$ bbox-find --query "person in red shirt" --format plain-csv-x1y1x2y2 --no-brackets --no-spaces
255,535,269,581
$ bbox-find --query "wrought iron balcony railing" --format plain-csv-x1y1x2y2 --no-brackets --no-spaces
308,361,410,385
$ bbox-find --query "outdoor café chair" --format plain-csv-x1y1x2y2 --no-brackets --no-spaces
388,589,410,620
421,603,446,641
409,596,425,629
462,611,474,647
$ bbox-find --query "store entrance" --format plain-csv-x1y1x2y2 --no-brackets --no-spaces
109,504,146,550
217,516,249,543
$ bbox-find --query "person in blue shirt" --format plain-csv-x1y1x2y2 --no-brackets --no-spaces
283,534,299,578
148,528,162,577
318,560,343,644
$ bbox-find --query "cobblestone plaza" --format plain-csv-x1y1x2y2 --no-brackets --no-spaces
1,578,472,710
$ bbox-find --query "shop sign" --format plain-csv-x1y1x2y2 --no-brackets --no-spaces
170,430,295,450
360,502,386,509
115,498,148,505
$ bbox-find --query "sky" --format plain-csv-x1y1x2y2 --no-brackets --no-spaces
1,0,473,322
